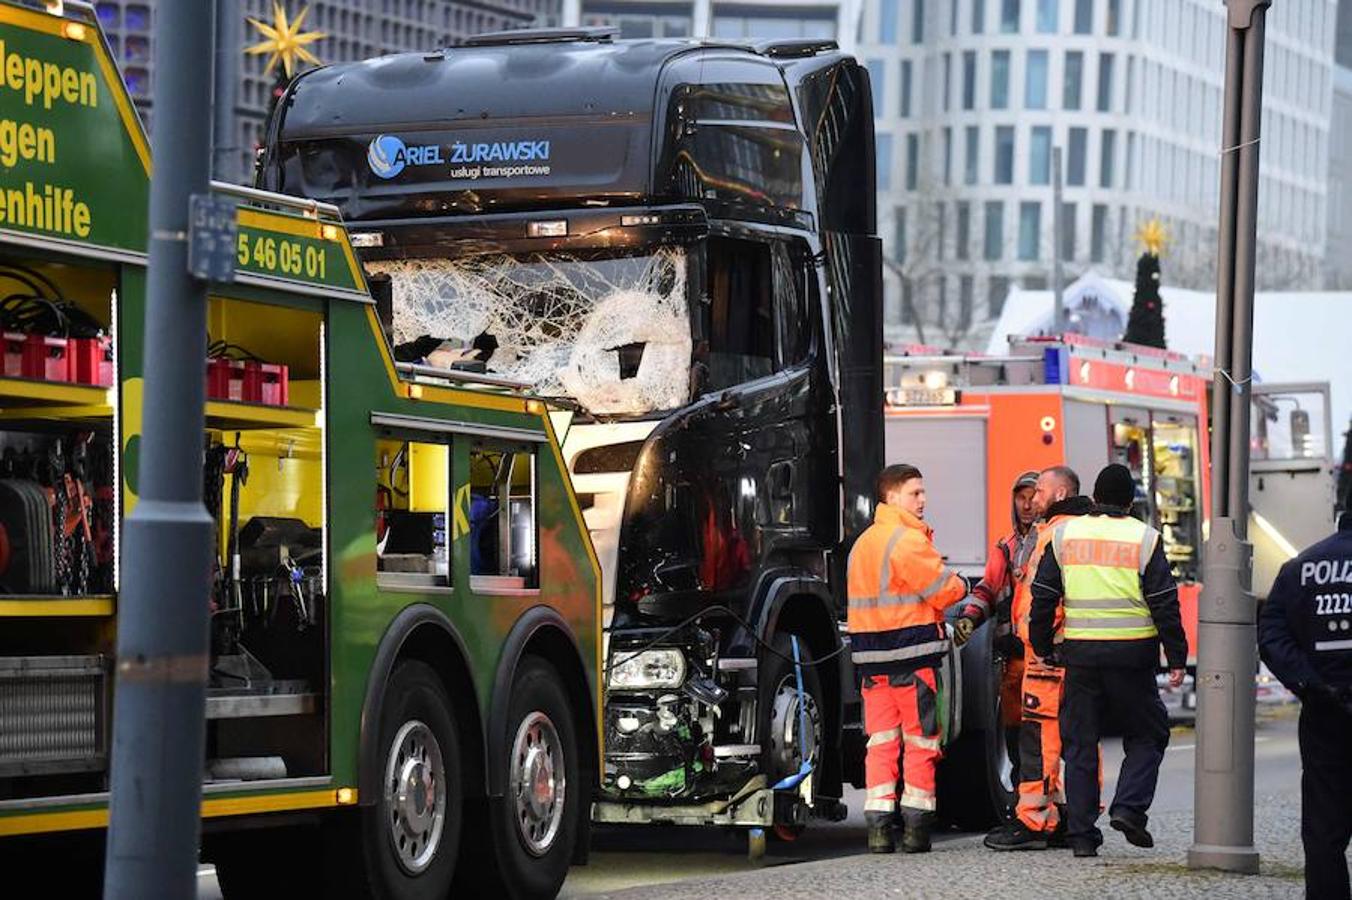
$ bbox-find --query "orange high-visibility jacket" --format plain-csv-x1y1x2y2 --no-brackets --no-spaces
848,504,967,680
1011,497,1094,644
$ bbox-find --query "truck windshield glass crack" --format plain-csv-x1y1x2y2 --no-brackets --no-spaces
368,248,692,416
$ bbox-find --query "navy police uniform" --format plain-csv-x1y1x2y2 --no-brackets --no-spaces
1258,511,1352,900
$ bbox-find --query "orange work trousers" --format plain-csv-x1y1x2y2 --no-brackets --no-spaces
862,667,942,816
1015,659,1065,832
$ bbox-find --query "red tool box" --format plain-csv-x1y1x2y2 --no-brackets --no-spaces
69,336,113,387
206,358,290,406
3,332,73,382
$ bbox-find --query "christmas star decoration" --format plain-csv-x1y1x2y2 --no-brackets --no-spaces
1134,218,1169,257
246,2,325,79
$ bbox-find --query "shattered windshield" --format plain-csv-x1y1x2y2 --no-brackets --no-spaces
367,248,692,416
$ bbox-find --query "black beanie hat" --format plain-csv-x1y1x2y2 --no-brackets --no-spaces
1093,464,1136,509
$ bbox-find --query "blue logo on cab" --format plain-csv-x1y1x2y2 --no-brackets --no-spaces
367,134,445,179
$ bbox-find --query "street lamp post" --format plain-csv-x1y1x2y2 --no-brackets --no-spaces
1188,0,1271,875
213,0,241,183
103,3,218,897
1052,146,1065,334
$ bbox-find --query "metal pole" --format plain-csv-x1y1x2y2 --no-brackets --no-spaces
104,2,217,897
1052,145,1065,334
213,0,241,183
1189,0,1270,875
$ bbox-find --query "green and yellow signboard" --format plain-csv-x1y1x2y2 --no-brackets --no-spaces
234,207,366,294
0,4,149,254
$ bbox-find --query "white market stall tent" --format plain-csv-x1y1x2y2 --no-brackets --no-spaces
985,272,1352,447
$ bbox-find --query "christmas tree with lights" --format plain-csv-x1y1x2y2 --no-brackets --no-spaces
1123,219,1168,349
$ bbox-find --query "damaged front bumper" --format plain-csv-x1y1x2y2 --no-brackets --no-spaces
601,625,750,802
593,775,808,828
597,624,844,828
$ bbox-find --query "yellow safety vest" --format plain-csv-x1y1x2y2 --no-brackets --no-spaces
1052,514,1160,641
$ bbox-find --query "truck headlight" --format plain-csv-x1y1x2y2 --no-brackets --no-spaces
609,648,687,690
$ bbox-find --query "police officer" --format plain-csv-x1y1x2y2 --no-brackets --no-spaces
1258,509,1352,900
1028,464,1186,857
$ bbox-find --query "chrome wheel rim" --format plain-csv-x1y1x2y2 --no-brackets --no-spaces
510,711,566,857
384,719,446,874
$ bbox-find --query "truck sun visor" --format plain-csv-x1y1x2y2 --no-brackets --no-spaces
367,248,691,416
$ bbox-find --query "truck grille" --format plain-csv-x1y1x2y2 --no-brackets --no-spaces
0,656,108,776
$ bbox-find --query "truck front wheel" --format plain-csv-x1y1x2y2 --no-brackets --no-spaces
759,633,824,799
937,624,1015,831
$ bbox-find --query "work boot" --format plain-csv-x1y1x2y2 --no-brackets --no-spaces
1109,808,1154,848
1069,836,1100,858
1047,805,1069,848
866,812,897,854
900,812,932,854
983,821,1049,851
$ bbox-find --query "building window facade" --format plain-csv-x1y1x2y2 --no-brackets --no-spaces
1064,50,1083,110
1097,53,1115,112
906,133,920,190
1068,126,1087,185
989,275,1011,315
1036,0,1057,33
962,50,977,109
1091,202,1108,262
1026,49,1049,108
965,125,980,184
985,200,1005,260
1018,201,1041,260
900,59,913,117
880,0,899,43
991,49,1011,109
1074,0,1091,33
1100,128,1117,189
995,125,1015,184
1030,125,1052,184
956,201,971,260
877,132,894,192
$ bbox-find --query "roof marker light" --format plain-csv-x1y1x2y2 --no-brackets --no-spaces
1079,361,1091,384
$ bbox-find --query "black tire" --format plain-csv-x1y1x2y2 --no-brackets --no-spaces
758,633,825,797
211,826,321,898
1,832,103,896
467,656,581,900
937,624,1016,831
330,659,464,900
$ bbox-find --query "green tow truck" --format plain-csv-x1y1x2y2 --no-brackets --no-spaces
0,4,601,898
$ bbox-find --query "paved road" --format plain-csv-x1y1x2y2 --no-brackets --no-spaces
196,706,1308,898
559,707,1306,898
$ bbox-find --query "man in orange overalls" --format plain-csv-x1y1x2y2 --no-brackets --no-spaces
848,464,969,854
984,465,1092,851
953,471,1041,773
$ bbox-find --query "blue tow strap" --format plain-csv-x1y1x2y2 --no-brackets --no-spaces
772,635,814,791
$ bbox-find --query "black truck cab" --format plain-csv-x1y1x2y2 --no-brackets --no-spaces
260,27,883,832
